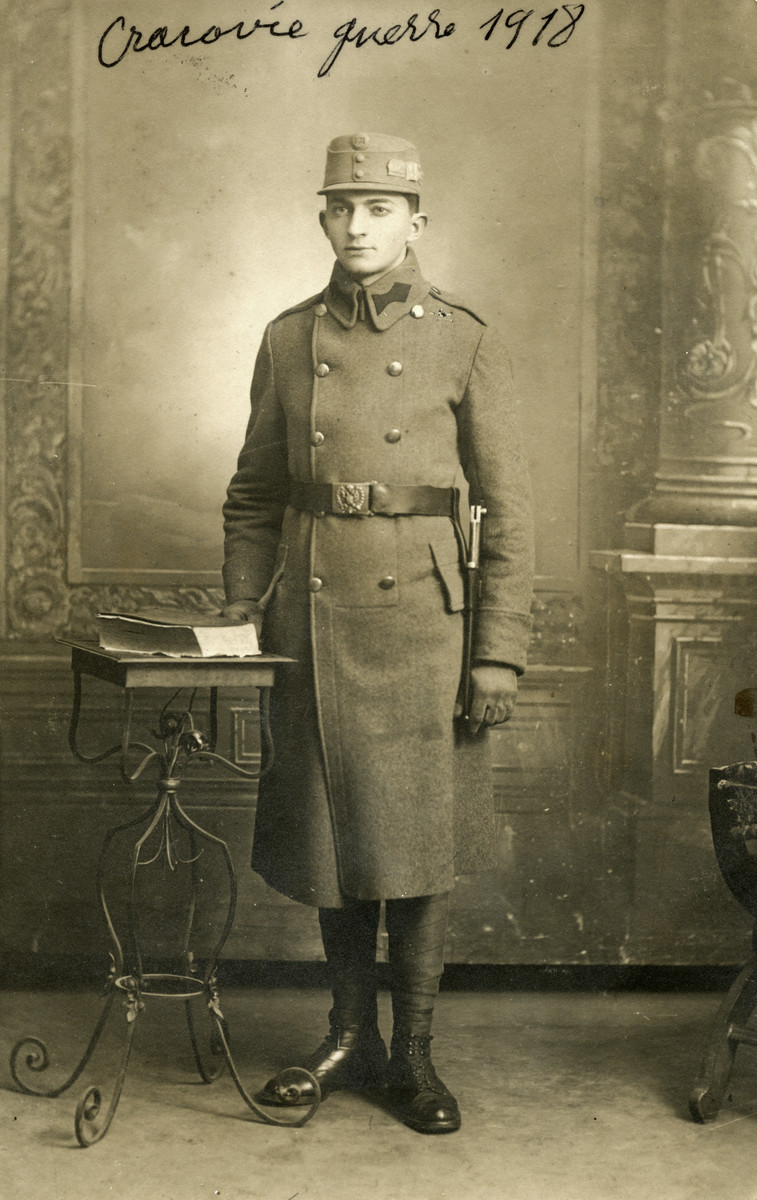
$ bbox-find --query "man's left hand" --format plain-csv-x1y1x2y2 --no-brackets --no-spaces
455,665,519,734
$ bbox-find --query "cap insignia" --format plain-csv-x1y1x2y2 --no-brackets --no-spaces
387,158,422,183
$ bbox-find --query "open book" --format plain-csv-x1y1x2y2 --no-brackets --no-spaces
96,609,260,658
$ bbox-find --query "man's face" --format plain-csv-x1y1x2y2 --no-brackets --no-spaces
319,191,426,284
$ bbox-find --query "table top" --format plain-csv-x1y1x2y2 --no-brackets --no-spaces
57,639,294,690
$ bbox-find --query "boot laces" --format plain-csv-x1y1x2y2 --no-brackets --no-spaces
393,1035,447,1093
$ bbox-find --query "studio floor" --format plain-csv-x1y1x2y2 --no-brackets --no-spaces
2,982,757,1200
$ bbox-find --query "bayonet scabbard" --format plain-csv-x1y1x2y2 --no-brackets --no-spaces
462,505,486,721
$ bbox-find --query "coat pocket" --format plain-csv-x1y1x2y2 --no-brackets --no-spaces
429,539,465,613
257,542,288,610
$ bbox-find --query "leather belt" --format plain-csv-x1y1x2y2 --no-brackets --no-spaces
289,480,456,517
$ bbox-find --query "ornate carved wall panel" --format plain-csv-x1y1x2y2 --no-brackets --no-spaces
4,1,72,638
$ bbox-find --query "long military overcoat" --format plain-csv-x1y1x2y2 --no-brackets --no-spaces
223,250,534,908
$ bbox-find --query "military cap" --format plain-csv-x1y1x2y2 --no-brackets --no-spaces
318,133,422,196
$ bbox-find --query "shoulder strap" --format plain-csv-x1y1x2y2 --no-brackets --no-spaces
428,285,487,326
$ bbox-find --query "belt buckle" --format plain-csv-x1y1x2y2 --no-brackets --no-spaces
334,482,371,515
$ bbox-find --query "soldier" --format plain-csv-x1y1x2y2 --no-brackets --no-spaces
222,133,534,1134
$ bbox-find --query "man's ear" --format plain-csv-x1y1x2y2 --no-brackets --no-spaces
407,211,428,245
319,209,328,235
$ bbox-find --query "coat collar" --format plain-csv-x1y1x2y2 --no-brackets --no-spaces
324,249,429,331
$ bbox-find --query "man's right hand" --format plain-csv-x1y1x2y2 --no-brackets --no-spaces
220,600,264,639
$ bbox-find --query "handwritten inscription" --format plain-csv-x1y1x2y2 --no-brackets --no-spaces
98,4,306,68
480,5,584,47
97,5,587,75
318,10,455,78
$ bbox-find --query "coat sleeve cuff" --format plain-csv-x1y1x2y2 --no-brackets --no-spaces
222,552,276,606
474,609,532,676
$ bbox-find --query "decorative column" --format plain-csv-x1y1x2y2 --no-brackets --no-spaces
628,84,757,552
593,83,757,963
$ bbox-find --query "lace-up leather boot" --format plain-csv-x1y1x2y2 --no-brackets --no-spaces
386,1032,461,1133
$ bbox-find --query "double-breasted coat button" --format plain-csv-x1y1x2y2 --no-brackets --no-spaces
387,361,403,376
378,576,396,590
311,431,325,446
314,303,327,317
309,577,323,592
315,363,330,377
385,429,401,443
411,304,425,318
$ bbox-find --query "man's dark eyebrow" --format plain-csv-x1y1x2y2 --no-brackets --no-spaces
327,194,401,205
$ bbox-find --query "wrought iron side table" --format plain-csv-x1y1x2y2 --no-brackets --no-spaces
10,640,320,1145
